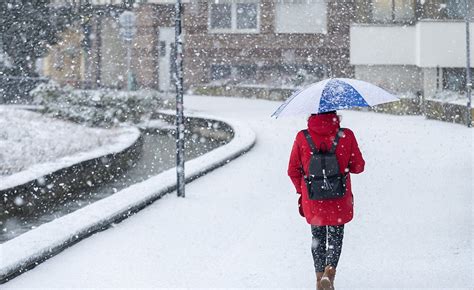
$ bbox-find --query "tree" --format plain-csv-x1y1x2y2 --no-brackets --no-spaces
0,0,72,76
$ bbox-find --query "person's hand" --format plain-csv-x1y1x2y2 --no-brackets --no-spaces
297,195,304,217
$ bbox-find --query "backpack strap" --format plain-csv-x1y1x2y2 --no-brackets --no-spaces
302,130,319,154
329,128,344,153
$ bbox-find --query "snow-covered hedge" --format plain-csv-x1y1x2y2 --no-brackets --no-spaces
31,81,173,128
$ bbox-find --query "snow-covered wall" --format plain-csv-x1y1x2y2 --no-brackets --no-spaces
0,112,256,283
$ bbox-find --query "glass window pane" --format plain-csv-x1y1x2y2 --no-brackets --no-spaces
236,3,258,29
237,65,257,81
210,4,232,29
275,1,327,34
372,0,393,22
443,68,466,92
211,65,232,80
394,0,415,21
445,0,465,19
159,41,166,57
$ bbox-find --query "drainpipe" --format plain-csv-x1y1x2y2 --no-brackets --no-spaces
95,15,102,88
465,0,472,127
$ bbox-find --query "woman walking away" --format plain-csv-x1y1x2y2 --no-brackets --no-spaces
288,111,365,290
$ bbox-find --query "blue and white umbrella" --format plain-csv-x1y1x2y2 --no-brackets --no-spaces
271,78,399,118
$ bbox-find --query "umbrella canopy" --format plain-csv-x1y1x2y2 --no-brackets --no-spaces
271,78,399,118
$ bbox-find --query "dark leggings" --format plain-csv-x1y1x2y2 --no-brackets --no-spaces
311,225,345,272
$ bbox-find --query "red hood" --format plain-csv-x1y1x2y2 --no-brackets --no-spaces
307,113,340,136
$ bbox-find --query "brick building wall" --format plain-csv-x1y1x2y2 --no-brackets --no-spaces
44,0,355,91
133,4,175,89
182,0,355,90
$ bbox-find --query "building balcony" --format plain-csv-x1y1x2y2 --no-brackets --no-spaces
350,20,474,68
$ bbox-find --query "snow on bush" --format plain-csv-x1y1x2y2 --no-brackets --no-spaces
0,107,136,176
31,81,174,128
431,90,472,107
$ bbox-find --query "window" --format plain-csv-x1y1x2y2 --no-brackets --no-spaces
372,0,392,22
209,1,259,33
53,51,65,70
275,0,327,34
372,0,415,23
443,68,472,92
236,65,257,82
393,0,415,21
210,3,232,29
211,64,232,80
444,0,466,19
159,41,166,57
301,64,327,80
236,3,258,29
416,0,473,20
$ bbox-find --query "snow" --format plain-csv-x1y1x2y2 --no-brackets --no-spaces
0,106,140,190
0,106,256,283
137,118,175,130
0,50,11,67
2,96,473,288
430,90,474,108
235,83,298,90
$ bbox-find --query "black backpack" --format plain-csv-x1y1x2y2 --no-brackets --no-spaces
302,129,347,200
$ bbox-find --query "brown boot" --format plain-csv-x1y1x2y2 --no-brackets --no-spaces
316,272,324,290
320,266,336,290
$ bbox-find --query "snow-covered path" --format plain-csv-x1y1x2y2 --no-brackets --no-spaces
4,96,473,288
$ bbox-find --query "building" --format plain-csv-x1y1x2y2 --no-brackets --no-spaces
182,0,354,91
43,0,355,92
350,0,474,99
46,1,135,89
42,28,86,87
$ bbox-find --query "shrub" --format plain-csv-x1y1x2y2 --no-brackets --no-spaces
31,81,173,128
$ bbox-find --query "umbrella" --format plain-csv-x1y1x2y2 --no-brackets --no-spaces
271,78,399,118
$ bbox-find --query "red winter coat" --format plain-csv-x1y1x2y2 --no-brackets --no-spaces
288,113,365,226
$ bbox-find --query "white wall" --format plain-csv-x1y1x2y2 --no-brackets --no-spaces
354,65,422,93
417,21,474,68
351,21,474,68
350,25,416,65
422,67,439,99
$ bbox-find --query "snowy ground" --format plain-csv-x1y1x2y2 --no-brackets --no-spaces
0,106,138,177
3,96,473,288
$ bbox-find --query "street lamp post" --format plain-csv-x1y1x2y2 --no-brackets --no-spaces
466,0,472,127
175,0,185,197
119,11,136,91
